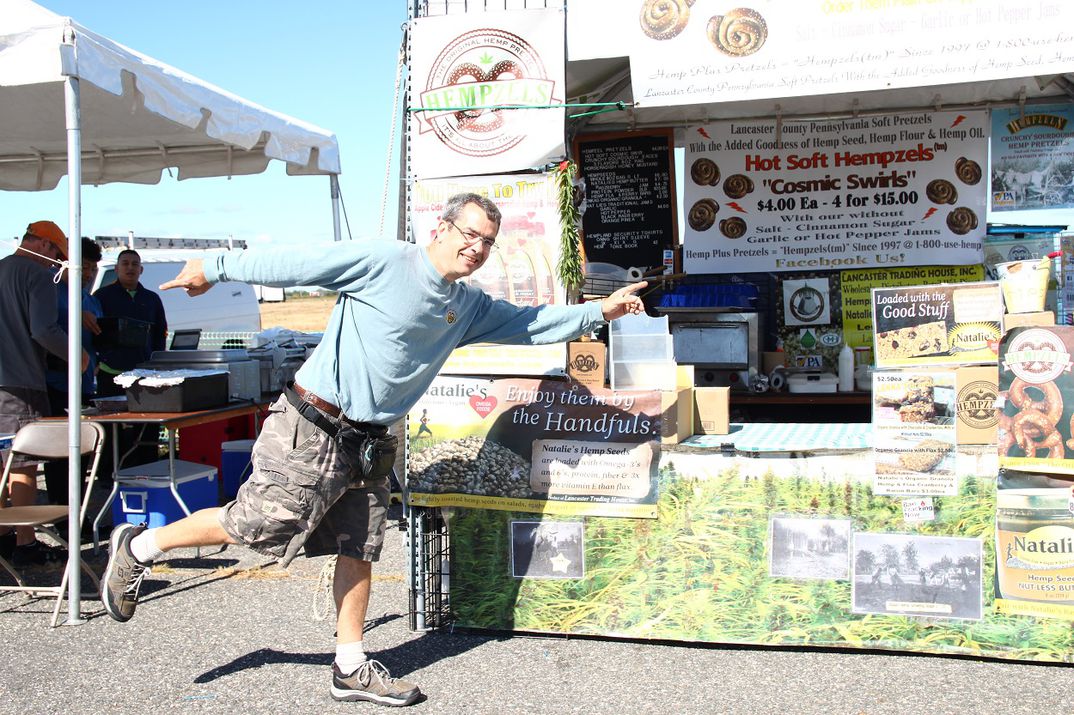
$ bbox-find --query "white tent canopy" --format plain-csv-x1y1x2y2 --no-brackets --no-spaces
0,0,341,190
0,0,342,624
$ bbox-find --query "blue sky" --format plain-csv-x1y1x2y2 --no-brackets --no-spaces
1,1,408,247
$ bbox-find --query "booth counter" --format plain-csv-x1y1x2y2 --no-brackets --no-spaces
407,376,1074,664
434,429,1074,663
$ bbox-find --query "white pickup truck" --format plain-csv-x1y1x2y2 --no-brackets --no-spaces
93,254,261,337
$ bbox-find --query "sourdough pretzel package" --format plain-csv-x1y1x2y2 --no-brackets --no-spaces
998,326,1074,476
871,282,1002,368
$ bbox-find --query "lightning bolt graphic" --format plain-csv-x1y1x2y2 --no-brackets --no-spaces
922,207,937,220
727,201,747,213
698,127,711,139
951,115,966,127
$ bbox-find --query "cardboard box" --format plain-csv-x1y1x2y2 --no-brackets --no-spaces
762,351,786,375
676,364,695,388
955,365,999,445
694,386,730,435
567,340,606,389
1003,311,1055,330
660,387,694,444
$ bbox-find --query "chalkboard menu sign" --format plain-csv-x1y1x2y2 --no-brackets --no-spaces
574,129,677,275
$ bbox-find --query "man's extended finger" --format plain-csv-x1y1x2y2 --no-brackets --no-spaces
158,278,185,291
619,281,648,296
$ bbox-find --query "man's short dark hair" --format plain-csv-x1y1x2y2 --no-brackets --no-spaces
116,249,141,262
442,192,501,226
82,237,102,263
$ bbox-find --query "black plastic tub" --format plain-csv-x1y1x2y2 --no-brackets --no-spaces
125,372,229,413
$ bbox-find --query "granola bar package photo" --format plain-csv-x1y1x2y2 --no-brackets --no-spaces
872,282,1002,368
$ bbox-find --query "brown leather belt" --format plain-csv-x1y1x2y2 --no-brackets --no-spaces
292,382,342,418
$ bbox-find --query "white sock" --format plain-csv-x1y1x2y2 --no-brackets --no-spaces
335,641,367,674
130,528,165,564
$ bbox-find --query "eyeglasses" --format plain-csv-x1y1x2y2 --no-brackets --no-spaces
448,220,497,251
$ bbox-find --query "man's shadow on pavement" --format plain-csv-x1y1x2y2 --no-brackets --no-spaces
192,625,507,686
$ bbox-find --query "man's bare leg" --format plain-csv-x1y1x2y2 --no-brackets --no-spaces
335,554,372,644
329,555,420,705
152,507,237,550
101,507,236,622
6,468,39,545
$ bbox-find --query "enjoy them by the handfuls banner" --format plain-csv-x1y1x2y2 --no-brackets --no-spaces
683,110,988,274
408,377,662,519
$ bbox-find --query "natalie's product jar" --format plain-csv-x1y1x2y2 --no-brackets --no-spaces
996,488,1074,603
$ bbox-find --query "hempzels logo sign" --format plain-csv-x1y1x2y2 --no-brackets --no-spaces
417,27,559,158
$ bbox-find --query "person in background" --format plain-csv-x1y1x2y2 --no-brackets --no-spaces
0,221,88,566
92,249,167,397
43,237,104,506
92,248,167,478
101,193,647,708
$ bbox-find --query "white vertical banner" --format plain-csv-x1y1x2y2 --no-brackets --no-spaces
412,173,567,376
409,8,566,179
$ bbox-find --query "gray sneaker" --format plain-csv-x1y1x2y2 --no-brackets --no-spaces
331,660,421,707
102,523,151,622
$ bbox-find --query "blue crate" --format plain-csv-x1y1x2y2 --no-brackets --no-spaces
112,460,218,529
221,439,255,499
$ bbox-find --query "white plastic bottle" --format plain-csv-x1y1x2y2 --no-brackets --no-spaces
838,344,855,392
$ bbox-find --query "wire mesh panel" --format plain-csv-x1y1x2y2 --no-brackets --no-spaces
407,505,452,631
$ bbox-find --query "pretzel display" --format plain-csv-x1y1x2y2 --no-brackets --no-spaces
1001,378,1065,458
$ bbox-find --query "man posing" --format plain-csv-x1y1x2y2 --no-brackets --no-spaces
101,193,646,707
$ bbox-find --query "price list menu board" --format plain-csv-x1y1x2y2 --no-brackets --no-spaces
683,110,987,275
575,129,677,275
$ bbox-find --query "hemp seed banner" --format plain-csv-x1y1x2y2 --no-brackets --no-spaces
408,8,565,179
407,377,662,518
683,110,987,274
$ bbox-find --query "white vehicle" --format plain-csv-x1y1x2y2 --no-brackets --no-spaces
93,254,261,337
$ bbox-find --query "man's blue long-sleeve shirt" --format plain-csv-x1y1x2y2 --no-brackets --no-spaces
205,241,604,424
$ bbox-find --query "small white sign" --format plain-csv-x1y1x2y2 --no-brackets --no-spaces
903,497,936,523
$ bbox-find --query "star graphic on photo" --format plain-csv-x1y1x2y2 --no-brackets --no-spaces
549,553,572,573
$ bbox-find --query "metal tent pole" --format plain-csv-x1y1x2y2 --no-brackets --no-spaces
60,34,85,626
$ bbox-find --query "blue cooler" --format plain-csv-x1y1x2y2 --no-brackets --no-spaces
221,439,255,499
112,460,218,528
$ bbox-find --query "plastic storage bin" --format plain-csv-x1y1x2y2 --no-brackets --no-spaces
112,459,218,528
125,371,229,412
221,438,255,499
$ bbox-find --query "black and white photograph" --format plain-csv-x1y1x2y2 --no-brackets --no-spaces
510,521,585,579
769,516,851,581
852,532,983,620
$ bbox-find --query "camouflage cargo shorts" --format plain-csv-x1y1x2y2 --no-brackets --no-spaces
219,394,389,567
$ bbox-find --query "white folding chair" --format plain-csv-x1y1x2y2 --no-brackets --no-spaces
0,420,106,626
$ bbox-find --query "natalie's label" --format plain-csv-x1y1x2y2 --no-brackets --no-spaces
996,524,1074,603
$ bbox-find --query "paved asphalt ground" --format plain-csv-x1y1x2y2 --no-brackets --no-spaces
1,504,1072,715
